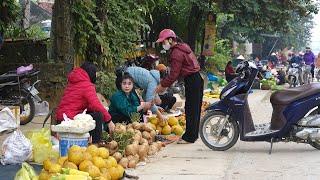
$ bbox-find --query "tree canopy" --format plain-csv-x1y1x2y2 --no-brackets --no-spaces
150,0,318,51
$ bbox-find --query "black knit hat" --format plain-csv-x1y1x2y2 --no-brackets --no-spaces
81,61,97,84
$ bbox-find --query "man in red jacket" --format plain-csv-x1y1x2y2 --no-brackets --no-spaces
155,29,203,144
56,61,115,143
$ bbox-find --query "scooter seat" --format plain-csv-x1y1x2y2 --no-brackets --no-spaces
270,83,320,105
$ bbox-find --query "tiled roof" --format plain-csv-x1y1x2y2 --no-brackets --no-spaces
38,2,53,14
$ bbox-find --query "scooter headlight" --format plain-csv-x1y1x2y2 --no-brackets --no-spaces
220,86,237,99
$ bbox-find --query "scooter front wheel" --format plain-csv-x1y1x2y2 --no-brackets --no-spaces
199,111,239,151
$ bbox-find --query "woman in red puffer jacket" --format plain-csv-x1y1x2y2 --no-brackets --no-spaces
56,61,115,143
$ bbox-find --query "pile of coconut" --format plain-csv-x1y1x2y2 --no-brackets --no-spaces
101,122,164,169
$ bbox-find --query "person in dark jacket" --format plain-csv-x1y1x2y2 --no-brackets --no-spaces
155,29,203,144
56,61,115,143
109,73,151,124
225,61,236,82
303,47,316,78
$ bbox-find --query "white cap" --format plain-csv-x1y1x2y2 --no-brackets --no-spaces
271,53,276,56
236,55,245,60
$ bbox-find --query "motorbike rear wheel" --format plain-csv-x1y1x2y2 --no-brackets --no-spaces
10,90,35,125
306,109,320,150
310,141,320,150
199,111,239,151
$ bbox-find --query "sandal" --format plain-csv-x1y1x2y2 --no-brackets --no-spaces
177,139,192,144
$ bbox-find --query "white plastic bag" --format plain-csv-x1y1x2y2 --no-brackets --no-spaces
1,130,33,165
0,107,18,133
34,100,49,116
51,110,96,134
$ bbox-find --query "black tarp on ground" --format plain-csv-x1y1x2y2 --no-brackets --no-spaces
0,164,42,180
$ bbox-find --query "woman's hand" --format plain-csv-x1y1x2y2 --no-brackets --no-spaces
153,96,162,105
156,110,166,122
138,102,152,112
108,121,115,133
155,84,166,94
143,102,152,111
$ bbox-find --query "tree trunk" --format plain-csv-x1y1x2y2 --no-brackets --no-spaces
51,0,74,72
22,0,30,29
187,3,203,52
85,0,106,66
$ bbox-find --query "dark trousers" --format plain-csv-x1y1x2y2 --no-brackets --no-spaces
88,112,103,143
311,64,315,79
111,114,132,124
159,93,176,111
182,72,203,143
226,74,237,83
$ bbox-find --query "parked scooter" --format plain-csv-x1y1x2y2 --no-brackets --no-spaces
199,61,320,153
301,62,313,85
287,63,301,87
0,69,42,125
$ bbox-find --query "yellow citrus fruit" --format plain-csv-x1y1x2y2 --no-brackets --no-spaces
148,117,158,125
101,172,112,180
87,145,99,157
147,123,156,130
161,125,172,135
100,168,108,174
68,145,82,153
79,160,93,171
83,151,93,161
107,157,118,167
57,156,68,166
158,120,167,127
63,161,78,170
116,164,125,178
168,116,178,126
93,156,107,168
43,159,52,171
48,163,61,173
108,167,120,180
39,170,50,180
68,150,84,165
81,147,87,153
98,147,109,159
172,125,184,136
85,165,101,178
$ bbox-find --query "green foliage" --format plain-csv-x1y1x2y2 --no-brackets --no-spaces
71,0,106,58
71,0,155,68
0,0,20,33
217,0,318,43
4,24,48,40
206,39,232,71
130,112,141,123
96,71,117,99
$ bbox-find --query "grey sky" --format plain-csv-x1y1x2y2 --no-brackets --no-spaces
311,12,320,55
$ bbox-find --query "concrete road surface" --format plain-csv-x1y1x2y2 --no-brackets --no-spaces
1,90,319,180
135,90,320,180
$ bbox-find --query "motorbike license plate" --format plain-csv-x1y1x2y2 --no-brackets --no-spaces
28,87,39,96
